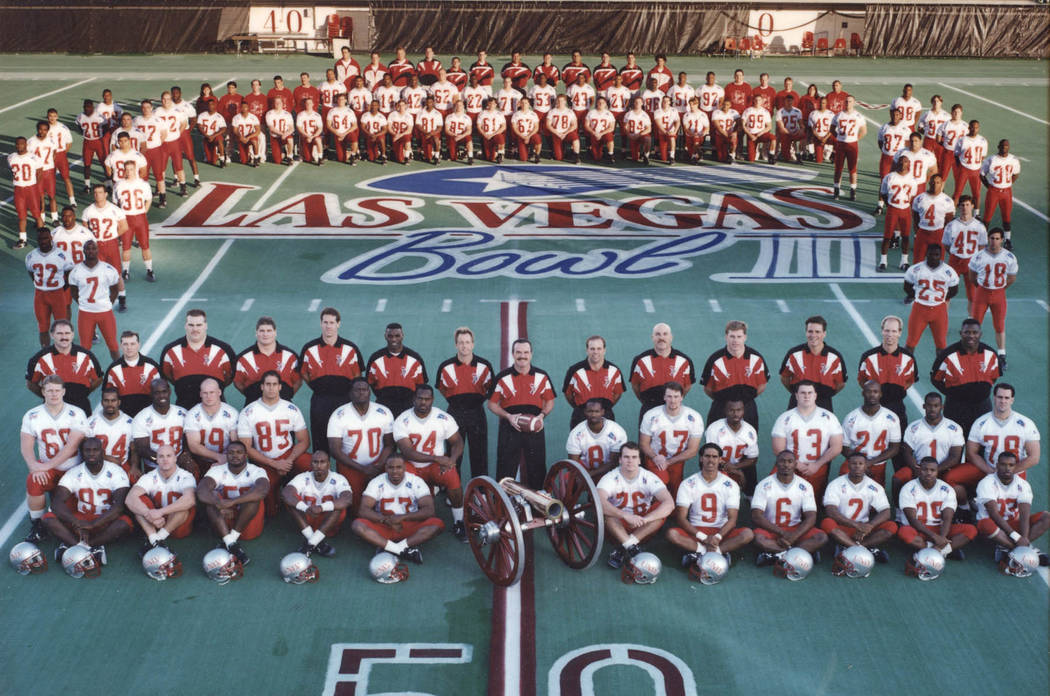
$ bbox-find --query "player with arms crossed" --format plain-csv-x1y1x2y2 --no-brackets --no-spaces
282,450,352,558
126,444,196,558
704,399,759,491
839,380,902,488
351,456,444,565
770,381,844,502
567,399,629,482
25,227,72,347
597,442,675,569
752,450,829,567
822,452,897,565
196,440,269,566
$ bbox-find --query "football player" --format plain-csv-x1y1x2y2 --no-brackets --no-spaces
25,319,102,415
778,315,846,411
822,452,897,563
597,442,674,569
366,323,428,417
327,377,395,510
703,399,759,491
159,308,236,410
25,226,73,346
67,239,121,360
126,444,196,557
770,381,844,502
752,450,828,566
183,378,239,471
975,451,1049,565
196,440,269,566
639,382,703,497
897,456,976,560
282,450,352,557
830,95,867,200
87,386,136,477
630,322,696,420
299,307,364,452
967,228,1017,365
839,381,902,488
233,316,301,405
930,318,1001,437
566,399,629,481
903,243,959,353
895,392,965,498
965,383,1040,480
131,378,188,477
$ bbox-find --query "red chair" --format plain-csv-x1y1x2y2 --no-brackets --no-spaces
752,35,765,56
723,37,737,56
802,31,814,54
739,37,752,55
833,38,847,55
326,14,340,40
817,37,829,56
340,17,353,39
850,32,863,55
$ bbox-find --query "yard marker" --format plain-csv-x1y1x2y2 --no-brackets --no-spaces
776,299,790,313
937,82,1050,126
1036,300,1049,313
441,298,452,312
643,298,655,313
1015,198,1049,223
0,77,95,114
709,299,722,313
308,298,321,312
240,298,254,312
575,298,586,312
375,298,387,312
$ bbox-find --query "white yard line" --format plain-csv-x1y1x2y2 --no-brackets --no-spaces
936,82,1049,126
0,78,96,114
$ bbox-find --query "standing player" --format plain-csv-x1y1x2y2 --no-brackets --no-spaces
639,382,703,496
975,451,1050,564
703,400,759,491
806,95,834,164
469,51,495,87
751,450,828,566
25,227,73,347
81,183,128,311
500,51,531,94
267,76,293,112
27,121,59,223
46,108,76,208
533,53,561,87
88,387,137,477
910,174,955,265
591,53,618,91
779,316,846,411
431,71,460,116
67,239,121,360
326,93,359,164
952,120,987,208
8,136,45,248
415,47,441,86
327,378,395,510
25,320,102,415
751,73,775,114
770,381,844,502
895,392,965,493
102,331,159,417
463,74,493,124
295,98,325,165
710,98,740,164
774,77,800,111
877,158,918,271
134,100,170,204
825,80,850,114
265,96,296,165
160,309,235,409
857,315,916,429
387,47,415,87
648,55,674,93
903,243,959,353
154,91,189,197
602,75,632,148
622,97,653,164
917,95,950,165
830,95,867,200
930,318,1001,437
292,72,320,112
618,53,643,92
942,196,986,316
561,50,591,86
630,322,696,419
968,228,1017,366
890,84,922,132
183,378,239,471
566,400,628,481
436,327,494,481
282,450,352,557
840,381,902,487
724,69,752,118
169,85,202,187
233,316,301,405
821,452,897,563
597,442,674,568
75,100,107,191
893,132,938,195
393,385,466,540
112,166,155,281
299,307,363,452
230,102,263,166
639,77,663,115
351,456,444,565
197,441,269,565
366,323,427,417
51,206,94,266
701,319,768,431
980,140,1020,248
131,378,188,476
318,68,348,118
667,443,755,567
362,54,388,91
669,72,695,115
876,108,910,180
528,71,559,130
126,444,196,557
562,335,625,427
196,99,227,166
104,131,147,186
567,74,597,130
897,457,976,561
935,104,967,188
336,46,362,85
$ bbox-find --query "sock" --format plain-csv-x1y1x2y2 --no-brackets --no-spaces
385,539,407,554
145,260,153,271
851,184,857,191
308,530,325,546
194,173,201,181
942,543,952,556
774,550,787,559
148,532,159,544
19,233,27,242
880,254,888,265
51,212,58,222
301,526,315,541
222,530,240,547
155,528,169,542
122,261,130,272
998,350,1006,356
119,290,126,298
29,508,44,520
696,541,704,552
451,506,464,523
623,534,640,548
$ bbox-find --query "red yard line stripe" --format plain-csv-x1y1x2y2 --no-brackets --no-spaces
488,581,508,695
519,538,537,696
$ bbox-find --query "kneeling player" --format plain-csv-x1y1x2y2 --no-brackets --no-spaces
897,456,976,561
584,96,617,163
597,442,674,569
126,444,196,557
822,452,897,563
477,99,507,163
196,441,269,565
444,100,474,163
666,443,754,568
751,450,828,566
326,93,360,164
282,450,352,558
975,451,1050,565
622,97,653,164
546,95,580,163
351,456,444,565
43,437,132,565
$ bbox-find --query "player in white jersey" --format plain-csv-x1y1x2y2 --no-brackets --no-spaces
527,73,557,124
639,382,703,496
603,75,633,148
897,457,976,560
96,89,123,147
890,84,922,131
910,173,955,264
903,243,959,352
740,96,774,163
359,101,389,163
43,436,132,563
696,71,724,115
806,95,834,164
546,95,581,163
770,381,843,502
877,109,911,179
878,158,918,271
681,97,710,164
476,99,507,162
979,139,1021,246
840,381,902,487
104,130,148,196
567,400,629,480
463,75,493,119
168,85,202,187
941,196,986,314
974,451,1050,562
897,392,965,497
416,97,446,164
230,101,263,166
710,98,739,163
133,378,188,474
8,137,45,246
126,444,197,556
109,112,142,152
374,74,401,115
386,100,415,164
347,76,374,117
87,386,135,475
282,450,352,557
703,399,758,489
327,378,395,507
46,108,76,207
393,385,466,539
444,100,474,163
75,99,107,190
597,442,674,568
52,207,94,265
68,240,121,359
263,96,295,165
567,76,597,123
821,452,896,564
966,383,1039,480
831,95,867,200
318,68,348,115
196,99,228,166
752,450,828,565
893,132,938,195
652,96,681,164
25,227,73,344
351,456,444,564
917,95,950,155
667,443,754,566
153,91,188,197
326,93,360,164
623,97,653,163
197,441,270,564
639,78,663,115
669,72,695,114
184,377,239,470
21,375,88,543
774,95,805,163
295,98,325,165
27,121,60,223
81,183,128,310
430,70,460,114
400,74,427,115
952,120,987,209
967,228,1018,361
583,97,616,163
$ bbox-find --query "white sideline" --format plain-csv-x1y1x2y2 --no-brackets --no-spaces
936,82,1049,126
0,77,95,114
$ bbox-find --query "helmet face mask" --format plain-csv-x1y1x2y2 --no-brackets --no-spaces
773,548,813,581
690,552,728,585
905,548,945,581
1001,546,1039,578
369,552,408,584
832,546,874,578
203,548,244,585
621,552,662,584
280,552,319,584
62,545,100,579
9,542,48,576
143,547,183,581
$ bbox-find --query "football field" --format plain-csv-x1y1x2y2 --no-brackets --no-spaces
0,54,1047,695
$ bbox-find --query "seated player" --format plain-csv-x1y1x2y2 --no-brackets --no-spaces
652,95,680,164
775,94,805,163
393,384,466,540
897,456,977,561
296,97,325,165
622,97,653,163
196,99,227,166
42,437,131,566
546,94,580,163
282,450,352,558
839,380,902,487
584,96,616,163
681,96,710,164
327,378,395,511
510,98,542,163
351,456,444,565
477,98,507,163
710,97,740,164
230,101,263,167
741,94,774,164
639,381,703,497
566,399,628,482
359,100,388,163
666,443,755,567
976,451,1049,565
264,96,295,165
416,96,445,165
895,392,965,499
125,444,196,557
822,452,897,564
596,441,674,569
703,399,759,490
196,440,269,566
387,100,415,164
752,450,828,566
444,99,473,163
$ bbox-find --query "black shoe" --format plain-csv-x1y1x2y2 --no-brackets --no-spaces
55,543,69,562
158,194,167,209
681,552,699,568
954,507,973,524
121,269,129,281
667,156,674,166
1039,552,1049,567
755,552,777,567
314,540,336,558
723,552,733,567
400,546,423,565
641,154,650,165
228,542,250,566
192,178,201,188
869,547,890,564
874,205,885,216
25,519,47,544
218,158,226,169
377,155,386,165
832,187,840,199
998,354,1007,371
890,235,900,249
466,156,473,165
145,270,156,283
138,539,156,559
946,548,966,561
91,545,107,566
117,296,127,313
625,544,641,558
13,239,27,250
899,262,910,272
1003,238,1013,251
574,153,581,165
993,546,1008,564
297,542,314,556
431,156,439,165
607,547,626,569
877,262,887,272
452,521,468,543
495,153,503,165
849,189,856,201
179,183,187,196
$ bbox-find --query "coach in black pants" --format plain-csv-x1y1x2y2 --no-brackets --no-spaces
299,308,364,452
437,328,496,479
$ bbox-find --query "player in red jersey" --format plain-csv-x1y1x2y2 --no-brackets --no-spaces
930,318,1000,436
533,53,560,87
367,322,427,416
445,56,468,90
500,51,531,94
592,53,618,91
562,50,591,85
387,46,416,87
751,73,775,114
701,319,769,436
724,69,752,118
234,316,301,406
266,75,294,112
618,53,643,91
293,72,320,113
415,46,441,86
104,330,160,417
25,320,102,415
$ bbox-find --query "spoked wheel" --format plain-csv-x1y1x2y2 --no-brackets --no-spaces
464,476,525,587
543,460,604,571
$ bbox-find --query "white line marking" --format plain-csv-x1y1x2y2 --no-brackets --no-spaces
643,299,655,313
240,298,254,312
307,298,321,312
0,501,29,550
709,299,722,313
375,298,387,312
1039,566,1049,588
141,239,235,354
1017,156,1031,163
0,77,95,114
0,194,13,209
937,82,1050,126
575,298,586,312
1036,300,1049,313
504,581,522,696
160,297,207,302
1015,197,1050,223
441,298,452,312
776,299,790,313
250,161,299,211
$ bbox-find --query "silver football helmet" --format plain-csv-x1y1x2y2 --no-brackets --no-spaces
202,548,244,585
9,541,47,575
142,546,183,581
62,544,100,578
621,551,662,584
832,546,875,578
369,552,408,584
1001,545,1040,578
280,552,319,584
773,547,813,581
689,552,729,585
906,548,945,581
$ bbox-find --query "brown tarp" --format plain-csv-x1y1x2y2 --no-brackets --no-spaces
369,1,748,55
863,4,1050,58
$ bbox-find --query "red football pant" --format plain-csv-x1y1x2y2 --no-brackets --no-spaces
78,310,118,354
355,517,445,542
331,131,358,161
971,287,1007,333
125,213,149,251
39,169,56,199
144,147,165,181
912,228,943,264
139,493,196,537
949,255,977,300
261,452,313,516
364,135,384,161
943,463,984,489
82,140,106,174
516,132,541,160
269,135,293,164
43,505,132,531
645,460,684,498
833,141,859,178
54,151,71,180
14,185,42,222
906,303,949,350
878,153,895,179
26,468,64,496
938,150,956,186
714,132,737,162
923,138,943,160
770,462,829,503
551,131,579,160
97,239,121,270
777,134,803,160
897,523,976,545
33,288,70,332
656,131,677,161
982,187,1013,225
300,136,323,163
754,524,824,542
952,168,981,207
820,518,898,537
391,134,412,163
446,134,470,160
161,140,184,174
628,135,652,160
590,132,615,160
884,207,911,240
746,133,774,161
683,134,705,158
406,462,461,491
179,130,196,162
218,498,265,539
305,508,347,536
482,134,505,161
977,511,1048,537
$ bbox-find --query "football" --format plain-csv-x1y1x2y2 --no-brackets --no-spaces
517,415,543,432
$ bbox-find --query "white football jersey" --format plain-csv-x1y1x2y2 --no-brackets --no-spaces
132,114,164,150
527,84,557,113
623,110,652,135
546,107,577,137
185,403,240,454
286,470,352,506
230,113,261,139
68,261,121,313
264,110,294,137
236,399,307,459
392,407,459,467
566,83,595,111
696,84,724,112
640,406,704,458
153,105,185,143
912,192,955,231
51,224,95,264
112,178,152,216
669,84,695,113
47,121,73,152
752,473,816,527
327,402,394,465
597,468,668,516
979,153,1020,189
704,419,759,465
476,111,506,137
893,147,938,184
444,112,472,138
941,217,986,261
58,462,129,515
21,403,88,468
653,108,681,135
399,85,427,114
968,249,1018,290
903,262,959,307
676,471,740,528
566,419,629,471
770,408,843,465
880,172,917,210
197,111,227,137
823,474,890,522
603,86,633,112
86,411,134,466
682,109,710,137
204,462,268,499
740,106,771,136
359,112,388,136
104,149,147,182
326,106,358,135
967,411,1039,470
8,152,43,187
295,111,324,138
878,121,911,156
363,472,430,514
463,85,493,114
25,247,73,292
903,417,965,465
917,109,950,141
975,474,1033,522
808,109,834,139
26,135,55,170
135,467,196,507
82,201,126,243
132,404,188,459
898,478,957,526
890,95,922,128
954,134,987,171
832,110,864,143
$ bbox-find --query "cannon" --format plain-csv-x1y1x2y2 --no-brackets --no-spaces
463,459,604,587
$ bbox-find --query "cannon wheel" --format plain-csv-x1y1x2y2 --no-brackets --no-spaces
544,460,604,571
464,476,525,587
